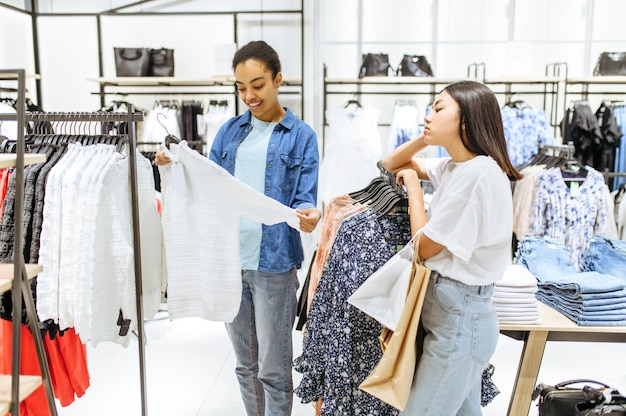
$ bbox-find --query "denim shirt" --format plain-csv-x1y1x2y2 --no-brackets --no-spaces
209,107,319,272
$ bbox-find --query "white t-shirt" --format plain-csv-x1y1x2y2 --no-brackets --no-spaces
422,155,513,285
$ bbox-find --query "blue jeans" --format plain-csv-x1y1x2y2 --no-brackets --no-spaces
401,272,498,416
514,235,578,280
581,237,626,282
225,268,299,416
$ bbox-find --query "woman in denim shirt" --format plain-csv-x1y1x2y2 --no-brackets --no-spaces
382,81,522,415
157,40,321,416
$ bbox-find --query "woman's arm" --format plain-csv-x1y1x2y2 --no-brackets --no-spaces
382,133,429,180
396,168,444,260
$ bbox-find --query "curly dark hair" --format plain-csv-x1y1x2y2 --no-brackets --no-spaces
232,40,282,79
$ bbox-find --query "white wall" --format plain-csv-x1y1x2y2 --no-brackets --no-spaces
0,7,37,94
315,0,626,148
2,0,626,134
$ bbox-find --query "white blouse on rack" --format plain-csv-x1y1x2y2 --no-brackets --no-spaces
37,143,163,347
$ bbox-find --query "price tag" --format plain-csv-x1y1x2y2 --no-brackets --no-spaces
171,163,187,196
569,181,580,199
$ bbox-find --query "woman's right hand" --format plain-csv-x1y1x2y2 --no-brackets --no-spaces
155,145,171,166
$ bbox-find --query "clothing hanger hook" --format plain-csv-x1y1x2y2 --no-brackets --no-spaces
157,112,172,136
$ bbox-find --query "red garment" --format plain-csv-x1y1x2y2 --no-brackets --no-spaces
0,320,50,416
0,168,11,219
44,327,90,406
0,321,91,414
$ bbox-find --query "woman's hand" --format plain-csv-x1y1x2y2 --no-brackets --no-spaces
155,145,171,166
396,168,422,193
295,207,322,233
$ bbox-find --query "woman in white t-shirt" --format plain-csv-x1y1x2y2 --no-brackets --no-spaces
382,80,523,416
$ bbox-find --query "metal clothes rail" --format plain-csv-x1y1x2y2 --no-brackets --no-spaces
0,68,57,416
23,109,149,416
0,79,147,414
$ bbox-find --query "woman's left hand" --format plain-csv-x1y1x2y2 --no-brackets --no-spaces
396,168,422,192
295,207,322,233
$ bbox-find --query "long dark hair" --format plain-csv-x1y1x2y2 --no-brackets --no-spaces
232,40,282,79
444,81,523,181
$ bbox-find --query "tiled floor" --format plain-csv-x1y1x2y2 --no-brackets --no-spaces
53,307,626,416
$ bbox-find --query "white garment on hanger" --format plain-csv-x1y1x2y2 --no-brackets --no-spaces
0,103,17,140
89,148,163,347
319,105,381,204
159,141,299,323
203,102,232,152
37,144,163,347
141,104,181,144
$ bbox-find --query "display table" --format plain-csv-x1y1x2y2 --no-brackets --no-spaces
499,303,626,416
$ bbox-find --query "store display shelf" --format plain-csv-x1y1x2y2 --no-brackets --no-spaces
0,375,43,413
0,264,44,293
0,154,47,169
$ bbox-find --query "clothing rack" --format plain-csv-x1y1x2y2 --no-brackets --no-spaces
0,92,148,414
536,141,626,185
376,160,406,198
0,69,56,415
538,141,576,160
25,109,148,415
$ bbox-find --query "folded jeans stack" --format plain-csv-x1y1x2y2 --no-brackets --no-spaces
514,235,626,326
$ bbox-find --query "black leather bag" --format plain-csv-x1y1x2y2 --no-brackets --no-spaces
576,385,626,415
114,47,151,77
397,54,434,77
148,48,175,77
532,379,613,416
593,52,626,76
358,53,391,78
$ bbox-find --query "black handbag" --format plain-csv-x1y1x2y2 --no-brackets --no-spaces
114,47,151,77
358,53,391,78
532,379,613,416
397,54,434,77
576,385,626,415
148,48,175,77
593,52,626,76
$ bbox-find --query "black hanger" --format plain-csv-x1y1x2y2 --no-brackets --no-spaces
157,112,181,149
349,161,408,217
506,100,528,110
560,158,587,182
0,97,17,108
344,99,362,109
348,177,386,201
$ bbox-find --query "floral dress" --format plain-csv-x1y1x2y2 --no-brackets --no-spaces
293,209,411,415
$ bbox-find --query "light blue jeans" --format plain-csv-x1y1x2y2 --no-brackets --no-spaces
514,235,578,280
581,237,626,282
225,268,299,416
401,272,498,416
